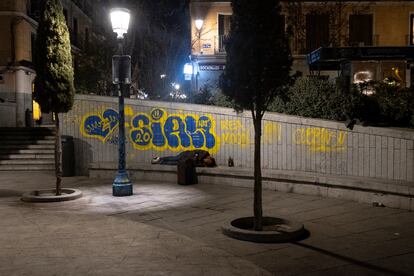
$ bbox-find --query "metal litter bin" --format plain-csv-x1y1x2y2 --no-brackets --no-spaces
177,158,197,185
61,135,75,176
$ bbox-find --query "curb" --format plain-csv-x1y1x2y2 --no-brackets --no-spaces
21,188,82,202
222,216,306,243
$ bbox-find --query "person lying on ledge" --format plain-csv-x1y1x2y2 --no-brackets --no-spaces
151,150,216,167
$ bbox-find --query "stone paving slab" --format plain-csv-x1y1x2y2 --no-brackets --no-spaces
0,171,414,275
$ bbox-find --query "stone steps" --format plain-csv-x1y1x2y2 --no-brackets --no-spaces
0,154,54,160
0,159,54,165
0,127,55,171
0,149,54,155
0,164,55,171
0,140,55,145
0,144,54,150
0,135,56,140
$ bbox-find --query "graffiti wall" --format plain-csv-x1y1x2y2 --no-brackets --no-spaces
63,95,414,183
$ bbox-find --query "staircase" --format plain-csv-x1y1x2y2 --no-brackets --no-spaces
0,127,56,171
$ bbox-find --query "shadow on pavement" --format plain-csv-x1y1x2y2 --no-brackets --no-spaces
292,241,409,276
0,189,22,197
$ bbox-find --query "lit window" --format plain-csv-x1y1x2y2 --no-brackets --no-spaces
382,61,405,87
353,62,377,95
32,101,41,121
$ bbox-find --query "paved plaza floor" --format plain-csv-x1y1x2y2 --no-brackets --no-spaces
1,171,414,276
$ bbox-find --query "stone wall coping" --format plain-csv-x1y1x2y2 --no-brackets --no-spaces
75,94,414,140
90,162,414,197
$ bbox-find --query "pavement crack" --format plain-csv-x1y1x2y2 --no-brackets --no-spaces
106,210,129,216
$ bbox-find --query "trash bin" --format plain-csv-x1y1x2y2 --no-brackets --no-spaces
61,135,75,177
177,158,198,185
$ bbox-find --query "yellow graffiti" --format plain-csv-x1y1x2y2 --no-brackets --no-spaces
263,122,282,144
125,106,134,117
129,108,219,154
221,120,242,131
220,120,282,146
80,107,119,142
220,120,251,146
294,127,347,152
79,105,349,155
221,132,250,145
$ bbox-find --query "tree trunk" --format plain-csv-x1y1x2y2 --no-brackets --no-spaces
253,115,263,231
55,113,62,196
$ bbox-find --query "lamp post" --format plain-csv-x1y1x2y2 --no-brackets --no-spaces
110,8,133,197
193,19,203,94
195,19,204,54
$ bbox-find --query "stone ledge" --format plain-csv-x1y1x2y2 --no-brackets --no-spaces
89,162,414,211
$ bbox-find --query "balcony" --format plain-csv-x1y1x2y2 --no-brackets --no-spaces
214,35,227,54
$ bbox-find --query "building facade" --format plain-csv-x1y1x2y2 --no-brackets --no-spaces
0,0,100,127
189,0,414,91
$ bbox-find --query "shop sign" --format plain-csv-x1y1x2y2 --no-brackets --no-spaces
199,64,226,71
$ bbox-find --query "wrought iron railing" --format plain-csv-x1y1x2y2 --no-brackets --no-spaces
215,35,227,54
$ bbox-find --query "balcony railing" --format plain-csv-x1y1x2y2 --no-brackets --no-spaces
215,35,227,54
212,33,410,56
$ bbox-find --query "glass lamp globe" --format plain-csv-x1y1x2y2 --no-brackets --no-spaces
110,8,130,39
195,19,204,31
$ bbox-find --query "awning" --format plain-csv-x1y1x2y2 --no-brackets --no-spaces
307,46,414,70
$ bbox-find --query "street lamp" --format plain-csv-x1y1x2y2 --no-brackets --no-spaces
110,8,130,39
195,19,204,54
195,19,204,31
110,8,133,197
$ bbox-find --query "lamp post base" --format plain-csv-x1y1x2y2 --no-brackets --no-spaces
112,172,133,196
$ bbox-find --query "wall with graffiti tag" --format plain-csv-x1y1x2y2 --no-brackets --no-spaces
63,94,414,183
129,108,218,153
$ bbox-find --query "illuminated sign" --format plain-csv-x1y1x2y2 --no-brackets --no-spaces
199,64,225,71
183,63,193,75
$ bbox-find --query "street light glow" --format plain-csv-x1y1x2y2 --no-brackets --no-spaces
183,63,193,75
110,8,130,39
195,19,204,31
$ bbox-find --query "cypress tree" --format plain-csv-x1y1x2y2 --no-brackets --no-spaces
220,0,292,230
34,0,74,195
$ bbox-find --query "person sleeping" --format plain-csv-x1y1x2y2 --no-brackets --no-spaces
151,150,216,167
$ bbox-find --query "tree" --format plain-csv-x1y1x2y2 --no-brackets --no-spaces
220,0,292,230
34,0,74,195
